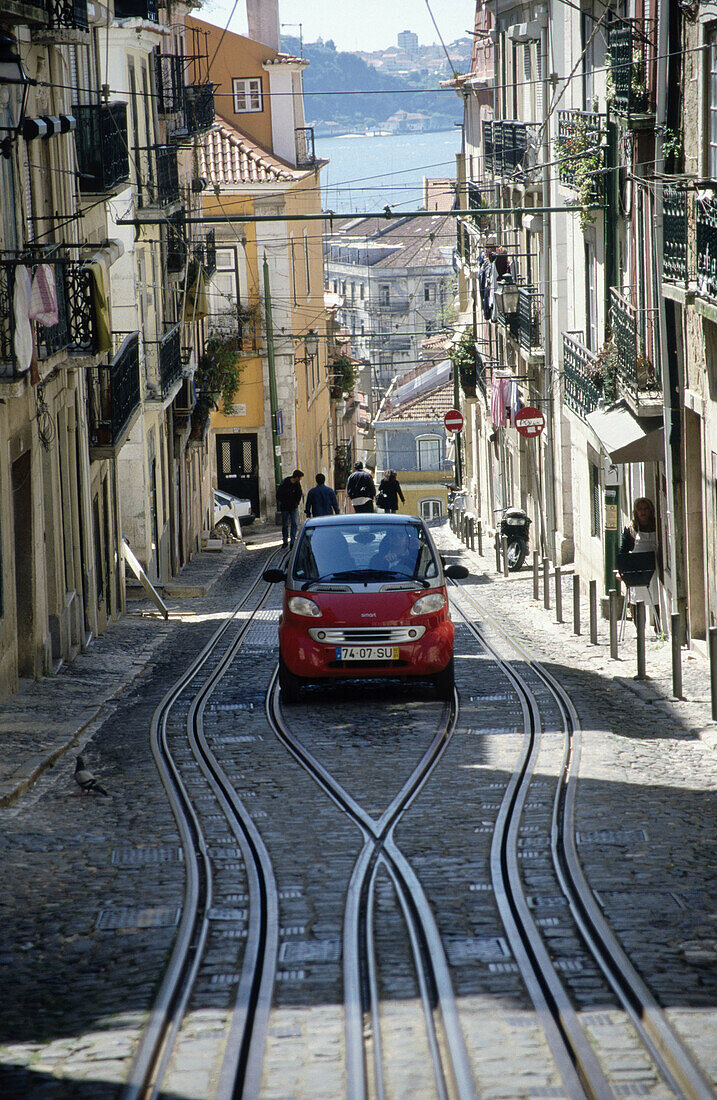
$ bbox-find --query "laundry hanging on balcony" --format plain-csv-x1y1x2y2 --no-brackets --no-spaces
29,264,58,328
12,265,35,376
477,248,515,321
86,260,112,353
183,261,209,323
490,370,508,427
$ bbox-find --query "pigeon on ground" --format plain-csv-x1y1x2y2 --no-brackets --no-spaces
74,756,108,796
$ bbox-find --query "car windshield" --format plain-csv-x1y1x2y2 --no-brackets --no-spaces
292,522,440,587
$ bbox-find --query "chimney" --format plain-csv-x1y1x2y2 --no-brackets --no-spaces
246,0,280,51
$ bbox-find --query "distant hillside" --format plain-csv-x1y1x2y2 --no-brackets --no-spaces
282,37,461,131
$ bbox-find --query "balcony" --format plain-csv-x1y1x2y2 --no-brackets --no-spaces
374,296,410,314
0,260,97,379
696,193,717,302
663,186,689,286
155,52,185,116
608,19,656,121
32,0,88,41
295,126,317,169
185,84,215,135
87,333,141,452
482,120,536,177
73,102,130,194
516,286,542,351
147,322,182,399
556,111,605,194
137,145,180,210
562,332,602,419
194,228,216,277
166,210,187,274
114,0,158,21
609,287,660,407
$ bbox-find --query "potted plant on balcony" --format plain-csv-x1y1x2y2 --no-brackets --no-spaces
329,354,356,398
557,115,603,231
194,331,247,417
587,338,618,403
450,331,478,398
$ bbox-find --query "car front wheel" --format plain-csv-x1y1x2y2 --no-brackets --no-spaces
432,656,455,701
279,657,302,704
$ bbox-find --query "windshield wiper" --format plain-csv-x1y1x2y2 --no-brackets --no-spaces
381,571,429,588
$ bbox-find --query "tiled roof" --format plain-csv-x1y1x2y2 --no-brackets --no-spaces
199,117,307,184
265,52,309,66
376,379,454,423
327,214,455,269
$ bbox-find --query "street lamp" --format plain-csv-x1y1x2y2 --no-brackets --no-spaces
494,274,520,316
294,328,319,363
0,35,32,160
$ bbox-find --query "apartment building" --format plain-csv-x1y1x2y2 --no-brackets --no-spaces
452,0,717,648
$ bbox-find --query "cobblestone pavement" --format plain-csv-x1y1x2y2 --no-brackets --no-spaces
0,518,714,1098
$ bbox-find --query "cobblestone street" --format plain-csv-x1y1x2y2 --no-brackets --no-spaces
0,522,715,1099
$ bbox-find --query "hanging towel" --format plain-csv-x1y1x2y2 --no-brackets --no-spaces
29,264,59,327
506,378,521,421
13,265,35,374
183,262,210,323
87,260,112,353
490,372,506,427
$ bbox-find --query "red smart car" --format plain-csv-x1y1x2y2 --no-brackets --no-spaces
263,514,468,703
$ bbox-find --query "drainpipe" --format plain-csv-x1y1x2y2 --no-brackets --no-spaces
263,252,283,494
539,12,557,560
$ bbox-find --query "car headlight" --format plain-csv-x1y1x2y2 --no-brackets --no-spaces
411,593,446,616
287,596,322,618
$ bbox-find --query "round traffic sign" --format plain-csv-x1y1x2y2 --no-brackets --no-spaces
444,409,464,433
514,406,545,437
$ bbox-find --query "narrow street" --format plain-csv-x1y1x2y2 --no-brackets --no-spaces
1,528,714,1099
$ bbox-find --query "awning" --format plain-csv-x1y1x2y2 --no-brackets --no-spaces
586,401,664,464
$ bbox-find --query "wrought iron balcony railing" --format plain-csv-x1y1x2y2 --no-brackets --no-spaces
696,193,717,301
166,210,187,274
113,0,158,21
609,287,660,402
608,18,656,117
374,296,410,314
73,102,130,193
87,332,141,449
0,260,97,378
43,0,88,31
516,286,542,350
483,120,536,177
194,228,216,277
147,322,182,398
137,145,180,209
155,52,185,116
562,331,602,419
556,110,605,193
663,186,689,286
295,126,317,169
185,84,215,135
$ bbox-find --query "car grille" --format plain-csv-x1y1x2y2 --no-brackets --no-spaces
308,626,425,644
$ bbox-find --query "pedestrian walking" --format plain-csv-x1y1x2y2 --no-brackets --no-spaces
305,473,340,518
276,468,304,547
376,469,405,513
345,460,376,513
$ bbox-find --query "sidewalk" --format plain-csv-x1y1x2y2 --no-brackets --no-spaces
0,532,270,808
439,520,717,749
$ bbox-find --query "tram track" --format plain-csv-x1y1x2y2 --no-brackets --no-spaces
448,578,714,1100
121,548,286,1100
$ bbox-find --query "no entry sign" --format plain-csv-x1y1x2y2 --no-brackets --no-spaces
444,409,464,433
514,406,545,437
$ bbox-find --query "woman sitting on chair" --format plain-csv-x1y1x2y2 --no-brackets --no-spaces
620,497,660,630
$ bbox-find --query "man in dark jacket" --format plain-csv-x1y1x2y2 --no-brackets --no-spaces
305,473,340,518
345,460,376,513
276,469,303,547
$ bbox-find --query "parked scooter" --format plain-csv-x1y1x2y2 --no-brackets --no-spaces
499,507,531,570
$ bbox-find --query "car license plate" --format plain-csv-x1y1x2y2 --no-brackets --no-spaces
336,645,398,662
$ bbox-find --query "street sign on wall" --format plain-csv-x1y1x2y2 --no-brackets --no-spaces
444,409,464,433
514,407,545,437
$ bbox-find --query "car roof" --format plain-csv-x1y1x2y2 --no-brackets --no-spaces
304,514,424,528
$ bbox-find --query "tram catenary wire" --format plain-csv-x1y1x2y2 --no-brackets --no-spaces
447,577,714,1100
121,545,287,1100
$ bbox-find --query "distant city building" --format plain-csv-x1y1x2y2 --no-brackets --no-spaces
423,178,456,211
397,30,419,53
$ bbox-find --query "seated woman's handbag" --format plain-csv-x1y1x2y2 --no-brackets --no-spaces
616,550,656,588
376,491,389,509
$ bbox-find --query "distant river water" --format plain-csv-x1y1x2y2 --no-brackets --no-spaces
315,129,460,216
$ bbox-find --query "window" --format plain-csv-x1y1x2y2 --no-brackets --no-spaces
424,282,436,302
590,462,601,537
420,499,442,521
304,232,311,297
585,242,598,351
360,283,365,300
379,284,390,306
709,34,717,177
417,435,441,471
233,77,262,113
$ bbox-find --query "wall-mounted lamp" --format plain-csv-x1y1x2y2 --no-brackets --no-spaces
294,328,319,363
0,35,32,160
494,275,520,316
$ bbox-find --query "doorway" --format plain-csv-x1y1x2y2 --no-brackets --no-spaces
12,452,34,676
216,433,260,517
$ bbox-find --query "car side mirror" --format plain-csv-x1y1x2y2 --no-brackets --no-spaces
263,568,287,583
444,564,469,580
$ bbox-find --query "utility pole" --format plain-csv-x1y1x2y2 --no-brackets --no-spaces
263,253,283,494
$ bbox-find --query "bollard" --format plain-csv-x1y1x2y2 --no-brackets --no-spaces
555,566,563,624
533,550,540,601
495,532,501,573
477,519,483,557
609,588,619,659
502,535,509,578
589,579,598,644
573,574,581,635
543,558,551,610
459,513,465,543
468,517,475,552
635,600,646,679
710,627,717,721
671,612,683,699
